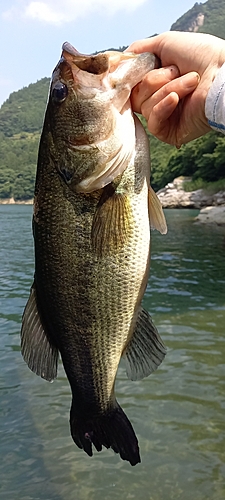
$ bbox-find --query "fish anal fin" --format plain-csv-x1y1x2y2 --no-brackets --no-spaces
148,185,167,234
91,185,133,257
123,307,166,381
21,282,58,382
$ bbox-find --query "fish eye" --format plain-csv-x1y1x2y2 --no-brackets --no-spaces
52,81,68,103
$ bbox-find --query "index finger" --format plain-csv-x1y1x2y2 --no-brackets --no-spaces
127,34,165,57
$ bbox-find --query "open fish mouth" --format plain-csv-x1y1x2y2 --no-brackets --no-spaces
61,41,141,75
51,41,159,99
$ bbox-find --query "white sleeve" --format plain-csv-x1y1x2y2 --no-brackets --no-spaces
205,62,225,133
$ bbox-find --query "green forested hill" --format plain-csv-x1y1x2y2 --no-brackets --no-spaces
171,0,225,39
0,78,50,137
1,0,225,200
0,78,50,199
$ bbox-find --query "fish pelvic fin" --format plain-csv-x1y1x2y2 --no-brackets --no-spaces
123,307,167,381
21,281,59,382
91,184,133,257
148,185,167,234
70,400,140,466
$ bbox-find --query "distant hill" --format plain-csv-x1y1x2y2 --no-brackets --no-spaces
1,0,225,200
0,78,50,137
171,0,225,38
0,78,50,200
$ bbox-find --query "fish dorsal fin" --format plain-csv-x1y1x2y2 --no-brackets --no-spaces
21,282,58,382
148,185,167,234
91,185,133,257
123,307,166,381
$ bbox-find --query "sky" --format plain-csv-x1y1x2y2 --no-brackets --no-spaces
0,0,198,106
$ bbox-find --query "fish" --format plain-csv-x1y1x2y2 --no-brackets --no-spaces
21,42,167,466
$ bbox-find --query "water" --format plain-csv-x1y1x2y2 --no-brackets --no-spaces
0,205,225,500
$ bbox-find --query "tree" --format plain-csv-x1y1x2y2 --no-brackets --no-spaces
0,168,16,198
13,165,36,200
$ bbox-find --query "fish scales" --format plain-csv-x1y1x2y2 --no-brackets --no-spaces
35,131,150,405
21,43,167,466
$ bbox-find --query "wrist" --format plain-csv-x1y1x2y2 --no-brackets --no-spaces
205,62,225,132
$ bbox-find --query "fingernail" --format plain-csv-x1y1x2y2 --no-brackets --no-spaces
181,72,200,89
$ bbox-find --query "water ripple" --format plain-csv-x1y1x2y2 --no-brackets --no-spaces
0,207,225,500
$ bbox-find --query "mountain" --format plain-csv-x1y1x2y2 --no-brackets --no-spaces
1,0,225,200
0,78,50,138
171,0,225,39
0,78,50,200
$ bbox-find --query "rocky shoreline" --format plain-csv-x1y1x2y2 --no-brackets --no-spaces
1,178,225,225
157,177,225,226
0,197,33,205
194,206,225,225
157,177,225,209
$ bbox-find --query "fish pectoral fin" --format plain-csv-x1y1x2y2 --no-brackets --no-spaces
123,307,167,381
21,282,58,382
91,185,133,256
148,185,167,234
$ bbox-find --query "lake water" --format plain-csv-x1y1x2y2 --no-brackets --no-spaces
0,205,225,500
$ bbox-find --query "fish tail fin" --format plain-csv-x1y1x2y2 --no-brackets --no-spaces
70,400,140,466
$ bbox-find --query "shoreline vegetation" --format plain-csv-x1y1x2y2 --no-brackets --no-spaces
1,177,225,225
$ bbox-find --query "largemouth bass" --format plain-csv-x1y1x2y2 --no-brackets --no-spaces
21,43,167,466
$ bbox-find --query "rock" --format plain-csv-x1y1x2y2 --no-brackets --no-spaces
157,177,224,209
212,191,225,206
0,197,33,205
195,206,225,225
191,13,205,33
0,197,15,204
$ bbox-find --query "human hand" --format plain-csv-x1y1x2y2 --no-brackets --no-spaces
127,31,225,146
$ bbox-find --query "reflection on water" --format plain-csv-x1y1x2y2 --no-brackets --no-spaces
0,206,225,500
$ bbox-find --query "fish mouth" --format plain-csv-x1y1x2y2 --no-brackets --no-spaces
61,41,139,76
51,43,158,193
52,42,158,99
51,43,143,100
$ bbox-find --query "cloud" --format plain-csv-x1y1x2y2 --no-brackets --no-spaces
25,2,64,24
3,0,147,25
